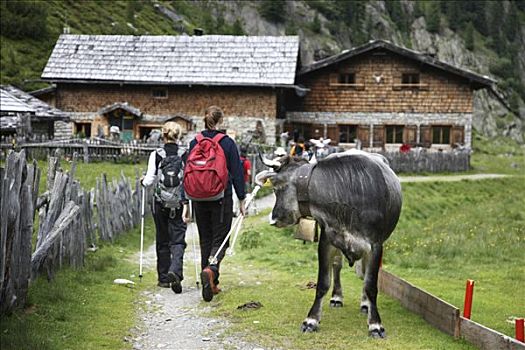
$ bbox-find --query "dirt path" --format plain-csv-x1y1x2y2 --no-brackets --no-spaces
131,173,506,349
131,222,265,350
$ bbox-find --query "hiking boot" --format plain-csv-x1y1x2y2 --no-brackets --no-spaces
212,284,221,295
157,281,170,288
200,267,216,302
169,272,182,294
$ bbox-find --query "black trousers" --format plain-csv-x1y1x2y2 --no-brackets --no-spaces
194,196,233,284
152,201,187,283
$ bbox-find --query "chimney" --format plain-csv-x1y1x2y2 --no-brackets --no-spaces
193,28,204,36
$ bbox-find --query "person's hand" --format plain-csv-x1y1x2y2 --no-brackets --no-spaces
239,199,246,216
182,204,191,223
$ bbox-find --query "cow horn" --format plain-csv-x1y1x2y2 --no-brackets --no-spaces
255,170,276,186
309,153,318,165
258,151,282,169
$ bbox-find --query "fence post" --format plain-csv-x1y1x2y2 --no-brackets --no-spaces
463,279,475,319
516,318,524,343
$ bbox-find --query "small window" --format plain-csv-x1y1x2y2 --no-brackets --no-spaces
432,126,451,144
152,88,168,99
339,125,357,143
386,125,404,144
402,73,420,84
337,73,356,85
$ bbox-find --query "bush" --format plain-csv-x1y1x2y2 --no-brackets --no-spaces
240,227,264,250
259,0,286,23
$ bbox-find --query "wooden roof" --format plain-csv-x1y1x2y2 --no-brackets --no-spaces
0,88,35,113
299,40,495,89
1,85,67,120
42,34,300,87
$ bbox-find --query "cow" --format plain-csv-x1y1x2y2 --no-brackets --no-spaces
255,149,402,338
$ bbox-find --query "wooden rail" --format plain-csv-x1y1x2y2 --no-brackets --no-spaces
378,269,525,349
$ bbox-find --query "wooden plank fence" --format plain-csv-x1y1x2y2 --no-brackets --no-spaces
0,137,162,163
0,150,147,315
381,150,470,173
378,269,525,349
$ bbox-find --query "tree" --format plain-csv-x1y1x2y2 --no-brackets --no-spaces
425,1,441,33
0,0,48,39
259,0,286,23
464,22,475,51
231,19,245,35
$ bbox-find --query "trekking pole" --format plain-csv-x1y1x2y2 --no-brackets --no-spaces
228,185,261,256
139,184,146,282
212,185,261,263
189,201,200,287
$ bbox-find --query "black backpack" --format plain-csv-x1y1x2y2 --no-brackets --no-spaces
155,149,183,209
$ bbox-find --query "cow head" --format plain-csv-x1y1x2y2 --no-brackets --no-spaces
256,154,309,228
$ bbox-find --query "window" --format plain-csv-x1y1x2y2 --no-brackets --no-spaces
386,125,404,144
337,73,356,85
152,88,168,99
402,73,420,84
432,126,451,144
339,125,357,143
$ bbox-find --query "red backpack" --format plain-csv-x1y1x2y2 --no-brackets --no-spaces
184,133,229,201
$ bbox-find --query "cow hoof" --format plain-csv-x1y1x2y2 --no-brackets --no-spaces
360,305,368,314
301,318,319,333
368,324,386,339
329,296,343,308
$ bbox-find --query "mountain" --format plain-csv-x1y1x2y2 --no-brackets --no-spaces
1,0,524,142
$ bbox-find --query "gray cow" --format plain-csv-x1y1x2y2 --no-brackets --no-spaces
256,150,402,338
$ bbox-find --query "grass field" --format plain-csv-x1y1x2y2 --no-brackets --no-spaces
1,136,523,349
207,175,524,349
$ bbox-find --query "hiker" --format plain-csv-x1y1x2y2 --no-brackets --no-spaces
142,121,188,294
290,135,306,158
240,146,252,193
183,106,246,302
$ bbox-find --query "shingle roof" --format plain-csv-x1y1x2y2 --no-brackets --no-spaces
1,85,67,120
300,39,495,89
0,89,35,113
42,35,300,86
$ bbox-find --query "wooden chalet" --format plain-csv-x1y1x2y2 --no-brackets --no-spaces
0,85,68,140
41,34,300,143
285,40,495,152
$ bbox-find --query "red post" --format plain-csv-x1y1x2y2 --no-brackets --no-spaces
516,318,524,342
463,279,475,319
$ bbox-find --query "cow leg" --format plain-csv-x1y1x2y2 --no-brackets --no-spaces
329,250,343,307
301,227,333,332
361,244,385,338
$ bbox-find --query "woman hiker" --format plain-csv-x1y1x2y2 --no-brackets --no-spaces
142,121,188,294
183,106,246,302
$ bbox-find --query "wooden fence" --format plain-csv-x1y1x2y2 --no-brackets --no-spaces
379,269,525,349
381,149,470,173
0,150,146,315
0,137,162,163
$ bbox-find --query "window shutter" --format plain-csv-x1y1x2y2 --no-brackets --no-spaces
420,125,432,147
451,126,464,145
404,125,417,146
326,125,337,144
357,125,370,147
373,125,385,147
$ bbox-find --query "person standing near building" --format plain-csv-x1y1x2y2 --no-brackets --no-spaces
183,106,246,302
142,121,187,294
239,146,252,193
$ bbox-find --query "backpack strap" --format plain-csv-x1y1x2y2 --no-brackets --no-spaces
155,148,165,175
211,133,226,144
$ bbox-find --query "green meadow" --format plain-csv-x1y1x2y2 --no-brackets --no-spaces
1,135,523,349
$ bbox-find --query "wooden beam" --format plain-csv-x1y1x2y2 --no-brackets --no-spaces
460,317,525,350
